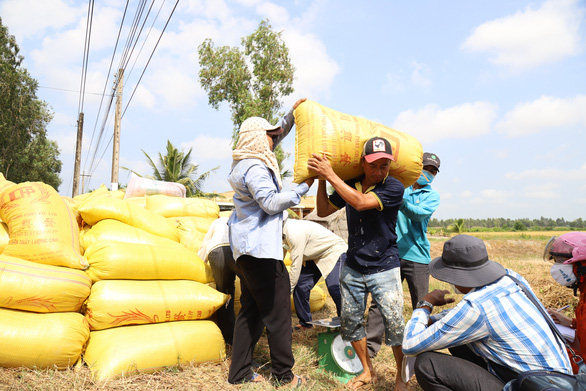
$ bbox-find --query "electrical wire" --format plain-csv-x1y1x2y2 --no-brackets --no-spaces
83,0,180,189
83,0,131,179
77,0,94,114
122,0,179,118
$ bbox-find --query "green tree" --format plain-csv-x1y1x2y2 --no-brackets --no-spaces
198,19,295,179
124,140,218,197
513,221,527,231
453,218,466,234
0,18,61,189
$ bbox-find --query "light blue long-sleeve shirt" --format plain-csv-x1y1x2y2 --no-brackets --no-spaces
227,109,309,261
397,185,440,264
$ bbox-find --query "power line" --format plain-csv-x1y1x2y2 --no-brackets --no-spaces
38,85,112,97
122,0,179,118
82,0,180,189
83,0,131,178
77,0,94,114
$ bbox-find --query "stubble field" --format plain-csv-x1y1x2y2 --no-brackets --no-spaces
0,233,577,391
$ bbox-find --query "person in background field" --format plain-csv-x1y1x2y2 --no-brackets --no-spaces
544,232,586,373
282,216,347,330
227,98,312,387
307,137,409,391
402,234,572,391
367,152,441,357
198,216,237,346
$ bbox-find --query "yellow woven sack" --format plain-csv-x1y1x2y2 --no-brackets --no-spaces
0,221,8,252
124,196,147,208
84,320,225,381
0,308,89,369
0,173,15,194
85,280,228,330
291,284,326,313
84,240,209,283
0,254,91,312
61,196,83,231
79,219,179,253
0,182,88,269
72,185,110,204
78,197,179,242
145,195,220,218
170,216,215,235
174,220,207,252
293,100,423,188
283,251,292,266
219,210,233,218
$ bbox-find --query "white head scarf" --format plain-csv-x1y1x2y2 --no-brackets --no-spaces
233,123,282,190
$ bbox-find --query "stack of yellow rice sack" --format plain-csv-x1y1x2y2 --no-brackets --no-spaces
0,176,90,369
74,190,226,381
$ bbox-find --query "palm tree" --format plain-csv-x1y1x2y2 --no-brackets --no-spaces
124,140,219,197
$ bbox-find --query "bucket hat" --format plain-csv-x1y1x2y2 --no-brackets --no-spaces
429,234,506,288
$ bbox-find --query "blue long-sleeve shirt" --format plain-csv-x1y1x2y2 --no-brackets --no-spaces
397,185,440,264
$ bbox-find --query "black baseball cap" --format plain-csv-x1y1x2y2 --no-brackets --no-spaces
362,137,394,163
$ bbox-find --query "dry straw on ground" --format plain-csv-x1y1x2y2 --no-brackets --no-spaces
0,235,577,391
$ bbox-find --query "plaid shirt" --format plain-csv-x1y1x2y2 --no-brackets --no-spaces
403,269,572,375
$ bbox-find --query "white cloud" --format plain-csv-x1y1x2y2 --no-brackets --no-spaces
505,164,586,182
461,0,585,71
384,60,432,93
522,183,560,200
410,61,432,88
282,30,340,105
470,189,511,205
496,94,586,137
255,2,290,26
392,102,498,143
0,0,83,40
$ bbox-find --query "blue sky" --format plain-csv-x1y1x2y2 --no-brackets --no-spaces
1,0,585,220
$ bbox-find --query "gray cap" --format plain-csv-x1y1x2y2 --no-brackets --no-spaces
422,152,440,172
429,235,506,288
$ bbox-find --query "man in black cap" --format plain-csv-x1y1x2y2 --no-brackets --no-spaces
367,152,442,357
402,234,572,391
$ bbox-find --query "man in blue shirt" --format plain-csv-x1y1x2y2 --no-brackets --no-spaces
308,137,409,391
367,152,441,357
227,98,312,387
402,235,572,391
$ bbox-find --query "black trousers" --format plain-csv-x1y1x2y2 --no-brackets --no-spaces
208,245,239,346
414,345,516,391
227,255,295,384
366,258,430,357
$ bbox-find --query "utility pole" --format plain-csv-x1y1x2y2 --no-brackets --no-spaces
80,171,91,194
111,69,123,191
72,112,84,197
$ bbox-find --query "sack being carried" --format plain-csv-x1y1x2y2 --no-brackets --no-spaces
294,100,423,188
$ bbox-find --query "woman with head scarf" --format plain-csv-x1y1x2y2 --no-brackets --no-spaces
227,98,312,387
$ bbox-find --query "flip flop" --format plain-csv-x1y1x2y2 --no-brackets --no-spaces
276,374,307,388
251,372,266,382
288,374,307,388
